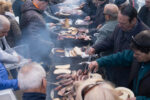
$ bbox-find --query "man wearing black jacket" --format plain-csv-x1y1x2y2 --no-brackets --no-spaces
87,5,149,86
20,0,54,63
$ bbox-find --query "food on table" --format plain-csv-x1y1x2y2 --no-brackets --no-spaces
55,49,65,53
73,47,82,56
55,64,70,69
64,18,70,28
54,69,71,74
68,27,78,35
69,50,77,57
75,19,89,25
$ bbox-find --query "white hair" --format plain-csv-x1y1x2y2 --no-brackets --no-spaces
0,15,10,31
18,62,46,90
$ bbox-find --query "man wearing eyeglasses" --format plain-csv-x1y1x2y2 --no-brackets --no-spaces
89,30,150,100
86,5,149,87
94,4,119,55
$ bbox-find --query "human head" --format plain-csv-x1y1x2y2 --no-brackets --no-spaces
3,1,13,13
32,0,48,10
115,0,130,9
103,3,119,21
0,15,10,37
118,5,137,31
0,0,5,14
145,0,150,8
75,78,120,100
130,30,150,62
18,62,47,92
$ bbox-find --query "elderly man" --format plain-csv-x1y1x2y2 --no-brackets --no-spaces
18,62,47,100
89,30,150,100
20,0,54,62
94,4,118,49
0,15,20,90
87,5,149,86
138,0,150,27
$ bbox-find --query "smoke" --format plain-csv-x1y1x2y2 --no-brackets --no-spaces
17,25,55,64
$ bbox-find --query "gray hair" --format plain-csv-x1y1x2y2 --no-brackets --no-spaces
0,15,10,31
104,4,119,20
18,62,46,90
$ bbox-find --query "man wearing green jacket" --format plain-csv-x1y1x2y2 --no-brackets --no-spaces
89,30,150,100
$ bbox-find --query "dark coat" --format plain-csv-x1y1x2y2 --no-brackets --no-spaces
23,92,46,100
138,5,150,27
93,19,149,54
20,1,54,62
20,0,49,40
5,15,21,47
129,59,150,97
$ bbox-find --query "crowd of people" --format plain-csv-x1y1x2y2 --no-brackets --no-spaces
0,0,150,100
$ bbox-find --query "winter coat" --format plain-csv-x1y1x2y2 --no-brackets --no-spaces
23,92,46,100
5,13,22,47
94,20,118,45
0,62,18,90
20,0,50,41
20,0,54,62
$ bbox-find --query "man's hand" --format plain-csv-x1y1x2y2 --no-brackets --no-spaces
127,97,136,100
84,16,91,21
79,3,85,9
97,24,102,29
76,3,85,9
86,47,95,55
88,61,99,72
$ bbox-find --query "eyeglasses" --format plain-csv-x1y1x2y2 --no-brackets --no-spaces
81,81,104,100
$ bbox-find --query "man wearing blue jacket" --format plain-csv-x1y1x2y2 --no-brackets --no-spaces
0,63,18,90
89,30,150,100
